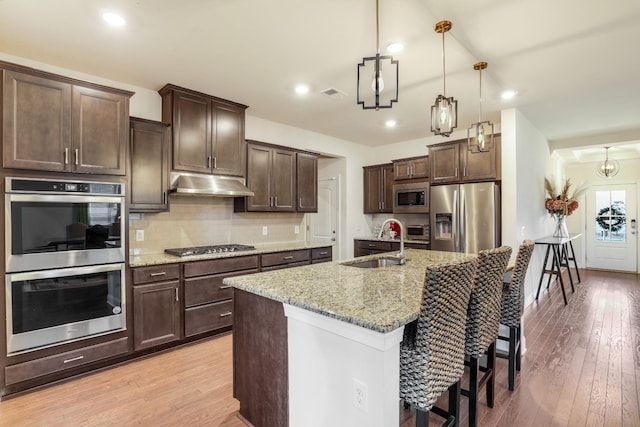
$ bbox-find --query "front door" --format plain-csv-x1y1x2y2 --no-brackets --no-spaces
586,184,637,272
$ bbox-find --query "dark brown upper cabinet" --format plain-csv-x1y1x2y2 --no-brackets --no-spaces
235,142,296,212
429,135,501,185
296,152,318,212
393,155,429,181
159,84,247,177
363,163,394,213
2,63,132,175
129,118,171,212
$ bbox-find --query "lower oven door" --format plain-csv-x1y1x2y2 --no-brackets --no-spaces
6,263,126,355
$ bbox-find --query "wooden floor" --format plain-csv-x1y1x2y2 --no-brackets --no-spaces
1,269,639,426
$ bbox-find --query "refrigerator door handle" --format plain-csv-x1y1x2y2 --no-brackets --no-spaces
460,189,466,253
453,189,459,252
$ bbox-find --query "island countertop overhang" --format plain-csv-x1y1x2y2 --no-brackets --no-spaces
223,249,475,333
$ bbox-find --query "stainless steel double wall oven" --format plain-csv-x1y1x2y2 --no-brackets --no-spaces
5,177,126,355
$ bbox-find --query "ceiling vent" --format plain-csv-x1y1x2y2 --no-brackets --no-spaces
320,88,348,100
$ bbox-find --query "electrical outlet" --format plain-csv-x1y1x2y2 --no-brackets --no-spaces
135,229,144,241
262,226,268,236
353,379,368,411
294,225,300,234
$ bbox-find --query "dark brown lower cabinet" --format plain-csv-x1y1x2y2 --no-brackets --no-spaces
233,289,288,427
354,239,428,257
132,264,182,351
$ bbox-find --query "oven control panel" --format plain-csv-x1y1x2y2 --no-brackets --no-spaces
7,178,123,196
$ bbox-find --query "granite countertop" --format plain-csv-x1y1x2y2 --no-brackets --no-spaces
224,249,474,333
129,241,330,267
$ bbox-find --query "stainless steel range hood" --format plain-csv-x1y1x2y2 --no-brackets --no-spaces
169,172,254,197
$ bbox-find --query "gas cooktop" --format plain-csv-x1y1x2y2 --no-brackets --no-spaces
164,244,256,257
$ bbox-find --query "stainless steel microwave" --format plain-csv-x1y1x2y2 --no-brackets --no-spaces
393,182,429,214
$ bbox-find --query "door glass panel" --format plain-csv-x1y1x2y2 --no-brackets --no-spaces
594,190,626,242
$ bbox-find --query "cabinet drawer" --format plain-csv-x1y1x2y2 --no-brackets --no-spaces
261,260,309,271
311,247,332,260
185,300,233,337
355,240,393,251
184,255,259,278
261,249,310,267
184,268,258,307
5,337,128,385
132,264,180,284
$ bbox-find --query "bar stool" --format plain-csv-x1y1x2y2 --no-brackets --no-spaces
462,246,512,427
400,256,478,427
497,240,534,391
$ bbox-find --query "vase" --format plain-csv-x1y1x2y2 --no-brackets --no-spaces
553,214,569,238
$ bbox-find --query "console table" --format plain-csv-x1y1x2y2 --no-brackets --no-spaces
534,234,582,305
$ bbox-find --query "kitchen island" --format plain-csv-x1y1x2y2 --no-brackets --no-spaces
224,248,474,427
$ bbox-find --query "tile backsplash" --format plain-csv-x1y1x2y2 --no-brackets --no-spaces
128,196,306,254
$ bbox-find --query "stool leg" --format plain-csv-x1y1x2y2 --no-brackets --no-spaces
486,341,496,408
448,381,461,427
469,356,479,427
508,326,517,391
516,323,522,372
416,408,428,427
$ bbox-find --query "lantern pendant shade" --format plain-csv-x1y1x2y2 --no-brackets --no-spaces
596,147,620,178
430,94,458,136
431,20,458,136
356,0,399,110
467,61,494,152
357,53,399,110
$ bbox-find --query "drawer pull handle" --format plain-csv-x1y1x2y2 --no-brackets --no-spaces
368,244,376,247
219,312,232,317
219,285,232,289
63,355,84,364
150,272,166,277
319,251,328,255
283,256,294,260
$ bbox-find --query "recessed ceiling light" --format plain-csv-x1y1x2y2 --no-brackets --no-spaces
386,42,404,53
385,119,397,128
501,90,518,100
295,84,310,95
102,12,126,27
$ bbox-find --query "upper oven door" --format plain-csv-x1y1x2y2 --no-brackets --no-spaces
5,193,125,272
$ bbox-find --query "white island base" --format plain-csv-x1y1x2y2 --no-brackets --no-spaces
284,304,405,427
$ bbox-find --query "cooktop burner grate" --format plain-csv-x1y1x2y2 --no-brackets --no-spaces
164,244,256,257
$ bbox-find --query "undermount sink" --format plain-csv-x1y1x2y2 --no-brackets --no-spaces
341,256,406,269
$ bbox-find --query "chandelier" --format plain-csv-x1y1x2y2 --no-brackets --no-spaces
596,147,620,178
430,20,457,136
467,61,494,152
356,0,399,110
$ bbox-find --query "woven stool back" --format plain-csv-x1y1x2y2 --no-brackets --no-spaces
500,240,534,327
399,255,478,410
464,246,512,356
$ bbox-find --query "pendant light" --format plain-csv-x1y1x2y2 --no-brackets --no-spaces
596,147,620,178
430,20,457,136
467,61,494,152
357,0,399,110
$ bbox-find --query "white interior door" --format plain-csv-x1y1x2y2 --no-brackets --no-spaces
586,183,637,272
308,178,337,258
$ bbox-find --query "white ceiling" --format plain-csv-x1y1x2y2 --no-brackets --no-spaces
2,0,640,154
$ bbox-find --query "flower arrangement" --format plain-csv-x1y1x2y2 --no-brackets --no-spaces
544,177,585,216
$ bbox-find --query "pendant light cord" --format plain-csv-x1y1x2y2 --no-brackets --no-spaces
441,30,446,96
478,67,482,122
375,0,380,54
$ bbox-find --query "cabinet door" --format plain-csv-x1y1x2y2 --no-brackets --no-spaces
461,136,500,182
272,148,296,211
211,103,245,177
245,144,272,211
172,92,211,173
133,281,181,351
363,166,382,213
2,70,70,172
411,157,430,179
429,144,460,184
393,160,413,180
381,164,395,213
72,86,128,175
296,152,318,212
130,118,170,212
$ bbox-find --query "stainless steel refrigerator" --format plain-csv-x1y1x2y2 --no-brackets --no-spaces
429,182,500,253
